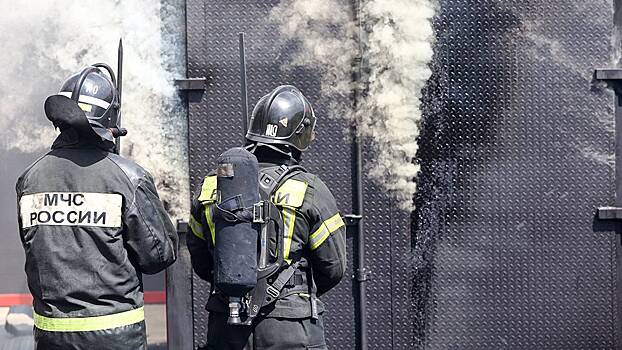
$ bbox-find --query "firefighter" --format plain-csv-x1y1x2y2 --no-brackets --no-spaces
16,65,178,350
188,85,347,350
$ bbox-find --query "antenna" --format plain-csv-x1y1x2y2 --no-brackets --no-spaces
239,32,249,140
116,38,123,154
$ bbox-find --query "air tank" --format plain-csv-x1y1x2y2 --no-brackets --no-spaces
213,147,259,297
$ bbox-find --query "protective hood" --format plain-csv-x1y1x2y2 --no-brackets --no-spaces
44,94,115,146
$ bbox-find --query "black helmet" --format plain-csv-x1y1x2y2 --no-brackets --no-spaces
246,85,317,151
59,65,119,130
45,63,125,143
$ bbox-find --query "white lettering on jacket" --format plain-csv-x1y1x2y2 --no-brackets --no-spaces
20,192,122,228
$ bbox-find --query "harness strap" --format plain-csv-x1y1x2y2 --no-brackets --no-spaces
265,261,302,301
277,271,308,298
258,164,306,200
285,272,304,287
218,195,245,212
308,266,319,319
215,195,255,222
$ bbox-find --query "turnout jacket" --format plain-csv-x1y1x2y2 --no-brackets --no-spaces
16,132,178,350
188,150,347,319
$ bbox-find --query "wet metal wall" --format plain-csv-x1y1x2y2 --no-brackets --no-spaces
413,1,618,349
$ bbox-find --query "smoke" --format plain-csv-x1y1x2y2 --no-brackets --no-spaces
0,0,188,218
272,0,436,211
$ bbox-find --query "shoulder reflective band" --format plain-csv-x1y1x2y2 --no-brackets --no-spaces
309,213,345,251
273,179,308,208
198,175,218,203
282,207,297,263
34,307,144,332
20,192,122,228
189,214,204,240
204,205,216,245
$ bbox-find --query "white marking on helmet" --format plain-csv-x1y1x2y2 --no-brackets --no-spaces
58,92,111,109
266,124,278,137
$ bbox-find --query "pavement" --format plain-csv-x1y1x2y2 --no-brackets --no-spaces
0,304,168,349
0,307,33,350
145,304,167,347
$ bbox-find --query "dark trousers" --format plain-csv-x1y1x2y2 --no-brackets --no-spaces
203,312,327,350
33,321,147,350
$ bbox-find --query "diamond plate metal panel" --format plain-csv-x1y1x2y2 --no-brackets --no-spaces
412,1,617,349
184,1,390,349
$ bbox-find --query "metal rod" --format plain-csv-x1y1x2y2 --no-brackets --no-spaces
353,137,367,350
166,221,194,350
352,1,368,350
593,67,622,349
116,38,123,155
239,32,249,139
613,77,622,350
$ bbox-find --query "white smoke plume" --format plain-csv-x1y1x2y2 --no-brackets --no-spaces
0,0,188,218
272,0,436,211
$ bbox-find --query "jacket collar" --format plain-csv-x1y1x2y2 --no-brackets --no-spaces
248,143,300,166
51,128,115,152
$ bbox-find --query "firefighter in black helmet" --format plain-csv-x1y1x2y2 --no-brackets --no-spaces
16,64,178,350
188,85,347,350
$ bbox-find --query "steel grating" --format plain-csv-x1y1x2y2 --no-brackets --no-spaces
412,1,617,349
183,1,412,349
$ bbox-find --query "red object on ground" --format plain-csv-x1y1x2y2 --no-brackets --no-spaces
0,292,166,307
0,294,32,306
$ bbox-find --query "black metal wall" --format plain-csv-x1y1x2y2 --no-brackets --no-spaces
413,1,618,349
185,0,619,349
185,0,414,348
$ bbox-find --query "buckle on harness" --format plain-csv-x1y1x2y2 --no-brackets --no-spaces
266,285,280,300
253,201,269,223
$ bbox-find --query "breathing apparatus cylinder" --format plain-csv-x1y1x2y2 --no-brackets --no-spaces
213,147,260,298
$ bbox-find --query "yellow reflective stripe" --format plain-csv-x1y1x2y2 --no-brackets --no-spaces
309,225,330,251
325,214,345,232
189,215,205,240
273,179,307,208
34,307,144,332
309,213,345,251
198,175,218,203
282,207,296,263
204,204,216,245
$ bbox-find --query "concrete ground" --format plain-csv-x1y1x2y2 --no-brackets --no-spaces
145,304,167,347
0,307,33,350
0,305,168,349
